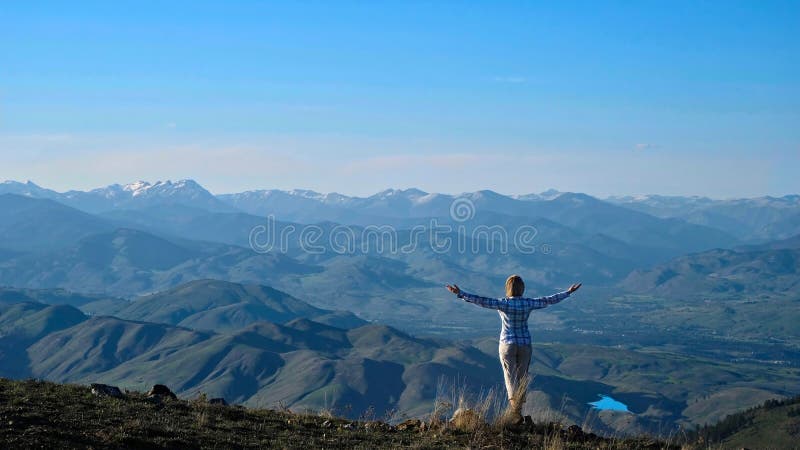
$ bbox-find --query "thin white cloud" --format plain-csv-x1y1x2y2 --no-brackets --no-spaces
492,76,527,84
635,143,660,151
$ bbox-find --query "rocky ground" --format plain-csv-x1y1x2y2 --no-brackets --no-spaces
0,378,676,449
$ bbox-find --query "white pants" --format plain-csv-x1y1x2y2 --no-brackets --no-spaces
499,342,532,402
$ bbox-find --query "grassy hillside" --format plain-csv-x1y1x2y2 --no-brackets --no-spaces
621,248,800,297
0,378,673,449
115,279,365,331
686,395,800,449
4,295,797,437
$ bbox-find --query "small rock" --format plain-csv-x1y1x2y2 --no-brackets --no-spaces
364,421,392,432
146,384,177,400
90,383,124,398
396,418,423,431
208,397,227,406
321,419,332,428
342,422,354,430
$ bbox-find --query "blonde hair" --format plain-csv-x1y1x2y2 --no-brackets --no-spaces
505,275,525,297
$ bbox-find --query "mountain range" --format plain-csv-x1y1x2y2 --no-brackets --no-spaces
0,178,798,436
4,179,796,245
0,180,234,214
607,194,800,242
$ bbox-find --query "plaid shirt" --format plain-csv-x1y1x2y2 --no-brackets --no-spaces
458,290,571,345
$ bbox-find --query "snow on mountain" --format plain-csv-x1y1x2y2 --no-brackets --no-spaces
606,194,800,242
4,178,797,242
218,188,435,217
606,193,800,214
514,189,565,201
1,179,233,213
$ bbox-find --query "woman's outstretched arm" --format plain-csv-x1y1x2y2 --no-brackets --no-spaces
445,284,503,310
526,283,582,309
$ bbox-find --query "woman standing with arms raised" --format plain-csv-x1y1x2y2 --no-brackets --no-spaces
446,275,582,422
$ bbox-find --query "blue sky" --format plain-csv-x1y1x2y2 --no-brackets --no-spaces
1,1,798,197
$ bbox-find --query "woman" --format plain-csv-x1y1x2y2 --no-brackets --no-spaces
446,275,581,421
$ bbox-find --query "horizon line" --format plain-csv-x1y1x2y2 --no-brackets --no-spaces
2,178,798,202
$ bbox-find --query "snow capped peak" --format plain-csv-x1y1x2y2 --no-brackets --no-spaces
170,179,204,190
414,192,446,204
321,192,351,204
513,189,564,201
371,188,428,200
288,189,324,200
373,188,399,198
465,189,504,200
539,189,564,200
124,181,154,196
116,179,209,198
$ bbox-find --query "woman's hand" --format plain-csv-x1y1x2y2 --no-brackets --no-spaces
567,283,582,294
446,284,461,296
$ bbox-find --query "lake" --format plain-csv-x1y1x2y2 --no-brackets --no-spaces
588,395,631,412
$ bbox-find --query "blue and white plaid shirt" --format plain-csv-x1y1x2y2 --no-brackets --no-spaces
458,290,571,345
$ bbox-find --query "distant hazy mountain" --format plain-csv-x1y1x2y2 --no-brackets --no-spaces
218,187,739,257
0,227,316,297
620,247,800,297
2,179,758,256
0,180,62,199
6,179,796,247
0,194,114,252
0,189,737,336
737,233,800,251
0,286,119,310
4,179,797,340
98,205,291,249
1,179,235,213
607,194,800,242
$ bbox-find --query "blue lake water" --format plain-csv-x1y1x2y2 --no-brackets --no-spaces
588,395,631,412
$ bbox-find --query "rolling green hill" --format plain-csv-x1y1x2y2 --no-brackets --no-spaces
0,228,318,297
621,248,800,297
114,279,365,331
0,286,123,310
21,313,500,420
